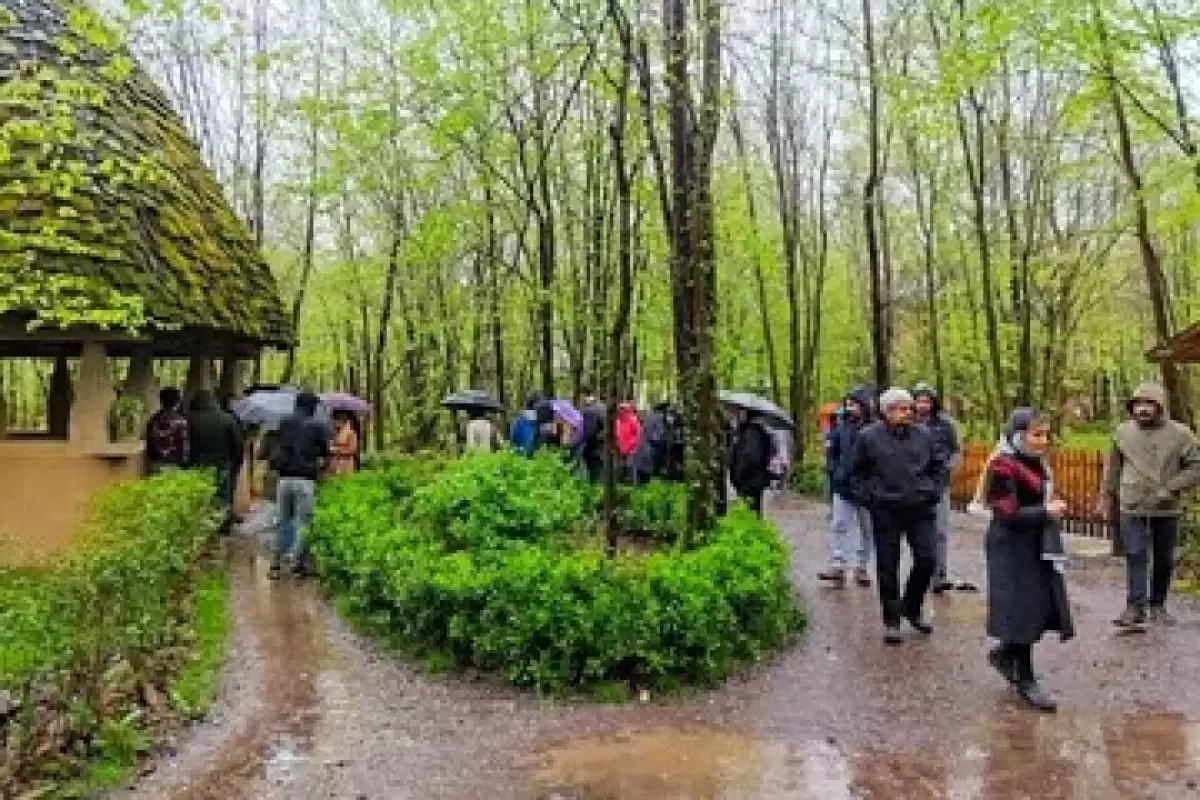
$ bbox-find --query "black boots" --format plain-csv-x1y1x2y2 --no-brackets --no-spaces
1017,679,1058,713
990,643,1056,713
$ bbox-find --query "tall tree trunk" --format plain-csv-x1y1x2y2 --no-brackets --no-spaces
603,0,635,549
659,0,723,534
280,0,325,384
1102,37,1189,421
862,0,888,390
251,0,267,250
729,96,780,404
907,136,944,395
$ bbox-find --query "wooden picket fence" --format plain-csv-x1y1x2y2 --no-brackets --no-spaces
951,444,1118,540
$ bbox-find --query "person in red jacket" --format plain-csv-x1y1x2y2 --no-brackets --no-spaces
615,403,643,483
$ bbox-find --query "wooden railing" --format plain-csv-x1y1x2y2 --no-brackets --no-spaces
951,444,1119,539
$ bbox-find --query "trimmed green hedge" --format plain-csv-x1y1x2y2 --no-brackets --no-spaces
0,471,221,795
310,452,804,693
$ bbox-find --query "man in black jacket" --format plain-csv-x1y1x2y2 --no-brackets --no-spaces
729,409,774,515
846,387,949,644
185,390,243,532
269,392,330,578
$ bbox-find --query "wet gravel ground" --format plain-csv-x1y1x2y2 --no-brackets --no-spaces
118,496,1200,799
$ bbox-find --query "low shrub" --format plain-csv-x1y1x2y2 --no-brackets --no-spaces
407,451,594,549
616,480,689,543
0,471,221,795
310,452,804,694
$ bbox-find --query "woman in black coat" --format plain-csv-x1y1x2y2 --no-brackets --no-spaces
984,408,1074,713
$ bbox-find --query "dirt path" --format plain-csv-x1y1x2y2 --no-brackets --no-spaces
119,498,1200,799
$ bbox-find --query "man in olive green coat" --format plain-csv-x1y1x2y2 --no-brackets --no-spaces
1100,381,1200,628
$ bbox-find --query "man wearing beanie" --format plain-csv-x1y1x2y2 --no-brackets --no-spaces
912,383,962,592
1100,380,1200,629
846,387,949,644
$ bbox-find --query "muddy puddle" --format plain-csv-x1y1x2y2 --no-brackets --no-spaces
126,534,328,800
530,714,1200,799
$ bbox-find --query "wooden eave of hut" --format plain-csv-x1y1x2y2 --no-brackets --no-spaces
1146,322,1200,364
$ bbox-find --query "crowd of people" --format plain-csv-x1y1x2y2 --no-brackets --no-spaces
461,389,691,484
142,386,362,579
817,379,1200,713
466,389,795,516
145,376,1200,715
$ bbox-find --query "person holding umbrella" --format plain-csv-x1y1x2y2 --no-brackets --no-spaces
720,391,794,516
728,409,776,516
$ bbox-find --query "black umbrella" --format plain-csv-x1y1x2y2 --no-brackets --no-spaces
719,390,796,431
442,389,504,413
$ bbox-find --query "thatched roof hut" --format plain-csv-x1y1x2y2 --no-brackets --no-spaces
0,0,289,559
0,0,290,354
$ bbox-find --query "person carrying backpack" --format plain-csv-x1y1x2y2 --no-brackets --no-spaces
729,409,775,515
144,387,189,475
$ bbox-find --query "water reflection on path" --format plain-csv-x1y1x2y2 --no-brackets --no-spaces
531,711,1200,799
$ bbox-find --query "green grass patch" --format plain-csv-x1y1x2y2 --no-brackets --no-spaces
0,471,222,795
170,568,231,719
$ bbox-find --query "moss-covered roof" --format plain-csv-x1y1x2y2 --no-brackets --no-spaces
0,0,291,345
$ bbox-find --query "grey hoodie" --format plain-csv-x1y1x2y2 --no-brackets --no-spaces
1101,381,1200,516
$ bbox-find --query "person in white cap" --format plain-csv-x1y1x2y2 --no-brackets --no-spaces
845,387,949,644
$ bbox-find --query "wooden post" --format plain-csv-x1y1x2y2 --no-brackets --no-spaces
217,353,245,401
69,341,115,450
183,355,212,408
124,348,157,424
47,354,72,439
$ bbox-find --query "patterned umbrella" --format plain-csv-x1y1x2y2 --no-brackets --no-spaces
321,392,372,415
231,388,331,431
551,398,583,431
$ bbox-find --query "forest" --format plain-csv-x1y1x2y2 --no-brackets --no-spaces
7,0,1200,458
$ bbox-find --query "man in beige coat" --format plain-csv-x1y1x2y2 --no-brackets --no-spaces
1100,381,1200,629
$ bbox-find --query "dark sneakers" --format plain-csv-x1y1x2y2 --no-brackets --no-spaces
1147,606,1177,626
1113,606,1148,632
818,568,847,587
1017,680,1058,713
905,615,934,635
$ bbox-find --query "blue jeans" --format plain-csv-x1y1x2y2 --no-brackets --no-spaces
934,491,950,579
275,477,316,560
829,493,873,569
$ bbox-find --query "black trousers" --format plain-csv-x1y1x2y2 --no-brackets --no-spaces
1120,515,1179,610
871,509,937,626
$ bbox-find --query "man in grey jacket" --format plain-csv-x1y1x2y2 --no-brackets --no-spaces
1100,381,1200,628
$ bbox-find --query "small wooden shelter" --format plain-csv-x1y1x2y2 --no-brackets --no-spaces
1146,322,1200,364
0,0,290,557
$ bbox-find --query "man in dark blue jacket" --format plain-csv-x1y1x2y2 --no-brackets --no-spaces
847,387,949,644
820,386,876,587
912,383,962,592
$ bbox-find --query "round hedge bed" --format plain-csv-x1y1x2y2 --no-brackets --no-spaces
309,451,804,694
